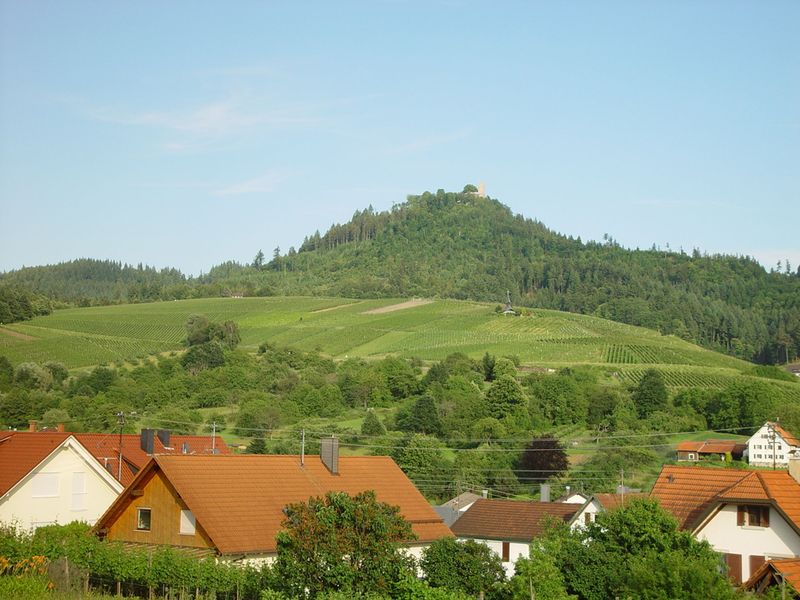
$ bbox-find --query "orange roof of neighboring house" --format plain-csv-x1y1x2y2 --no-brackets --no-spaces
74,433,230,486
773,423,800,448
651,465,800,532
451,499,579,542
0,431,71,496
744,558,800,593
96,454,452,555
675,440,746,454
593,493,648,511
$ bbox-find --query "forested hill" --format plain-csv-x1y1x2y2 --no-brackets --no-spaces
217,188,798,364
0,259,191,306
2,189,799,364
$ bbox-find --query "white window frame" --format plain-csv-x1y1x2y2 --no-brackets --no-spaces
136,508,152,531
179,510,196,535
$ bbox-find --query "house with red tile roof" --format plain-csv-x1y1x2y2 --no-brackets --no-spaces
1,428,229,531
745,422,800,468
450,499,579,577
744,558,800,597
75,428,231,486
651,462,800,584
569,492,649,529
676,440,746,462
0,431,124,530
92,444,452,564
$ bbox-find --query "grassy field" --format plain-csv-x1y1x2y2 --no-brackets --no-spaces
1,296,795,398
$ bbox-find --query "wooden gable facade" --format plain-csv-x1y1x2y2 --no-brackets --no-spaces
97,460,215,556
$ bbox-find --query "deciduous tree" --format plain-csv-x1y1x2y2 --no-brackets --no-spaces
274,491,414,598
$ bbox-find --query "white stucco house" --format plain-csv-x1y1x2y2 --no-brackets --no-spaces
450,499,580,577
651,462,800,585
744,422,800,468
0,431,124,530
569,492,648,529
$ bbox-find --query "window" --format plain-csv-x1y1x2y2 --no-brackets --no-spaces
737,505,769,527
31,473,59,498
688,453,696,460
136,508,152,531
584,512,593,525
71,472,87,512
501,542,510,562
179,510,196,535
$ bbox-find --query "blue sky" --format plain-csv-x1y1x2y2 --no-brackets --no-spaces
1,1,798,276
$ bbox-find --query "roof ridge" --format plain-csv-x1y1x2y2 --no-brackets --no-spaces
715,471,755,497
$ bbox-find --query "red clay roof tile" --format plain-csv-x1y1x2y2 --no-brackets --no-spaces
451,499,579,542
0,431,71,495
103,454,451,555
651,465,800,531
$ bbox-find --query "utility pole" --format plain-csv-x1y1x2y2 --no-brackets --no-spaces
211,421,217,453
620,469,625,503
116,411,125,483
770,422,777,471
300,429,305,467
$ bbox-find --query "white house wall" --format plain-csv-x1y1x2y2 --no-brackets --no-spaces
697,504,800,582
0,442,120,530
570,500,603,530
746,424,798,467
458,538,528,578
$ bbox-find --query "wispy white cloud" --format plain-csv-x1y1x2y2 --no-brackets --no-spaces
215,170,291,196
388,129,471,154
91,98,313,136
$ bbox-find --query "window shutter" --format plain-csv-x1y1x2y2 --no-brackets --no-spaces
725,553,742,584
502,541,510,562
761,506,769,527
737,506,745,526
749,555,765,576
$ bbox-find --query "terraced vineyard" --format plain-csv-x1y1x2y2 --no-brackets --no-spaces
0,296,791,397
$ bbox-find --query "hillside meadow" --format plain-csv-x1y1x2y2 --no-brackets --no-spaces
2,296,797,401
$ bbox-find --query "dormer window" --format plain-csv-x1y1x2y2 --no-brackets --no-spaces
737,505,769,528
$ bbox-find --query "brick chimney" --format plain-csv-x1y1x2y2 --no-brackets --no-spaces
320,437,339,475
28,420,38,432
56,423,65,432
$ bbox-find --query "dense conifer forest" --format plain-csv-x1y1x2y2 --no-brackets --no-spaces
2,188,798,364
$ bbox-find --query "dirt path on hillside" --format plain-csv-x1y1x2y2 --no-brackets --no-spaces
362,299,434,315
0,327,36,341
311,301,364,313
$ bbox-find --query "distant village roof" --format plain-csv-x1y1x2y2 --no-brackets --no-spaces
771,423,800,448
94,454,452,555
675,440,747,455
592,492,648,511
651,465,800,532
75,431,230,486
441,492,483,511
451,499,579,543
